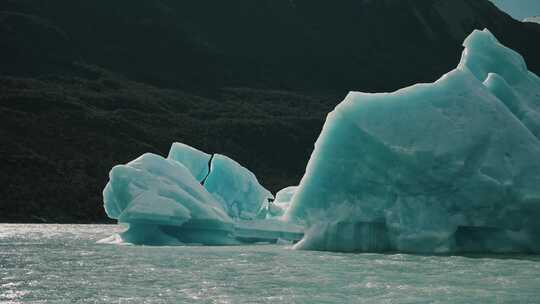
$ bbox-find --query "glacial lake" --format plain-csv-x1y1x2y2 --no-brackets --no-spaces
1,224,539,303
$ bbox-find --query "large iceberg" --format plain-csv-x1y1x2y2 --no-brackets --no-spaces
168,142,273,220
286,29,540,254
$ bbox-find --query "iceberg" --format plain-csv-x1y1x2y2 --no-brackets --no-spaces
102,145,293,245
286,29,540,254
264,186,298,218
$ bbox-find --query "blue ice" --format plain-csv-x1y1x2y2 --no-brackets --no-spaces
286,30,540,254
204,154,273,220
103,153,236,245
103,145,280,245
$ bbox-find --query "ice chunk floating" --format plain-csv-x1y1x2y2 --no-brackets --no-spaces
167,143,273,219
103,144,294,245
286,29,540,254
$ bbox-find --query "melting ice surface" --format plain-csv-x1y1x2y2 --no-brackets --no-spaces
286,29,540,254
103,144,297,245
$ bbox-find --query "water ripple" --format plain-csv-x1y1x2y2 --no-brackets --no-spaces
0,224,539,303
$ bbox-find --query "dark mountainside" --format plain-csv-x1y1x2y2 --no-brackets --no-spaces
1,0,540,222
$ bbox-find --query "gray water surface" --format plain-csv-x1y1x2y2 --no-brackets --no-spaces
1,224,539,303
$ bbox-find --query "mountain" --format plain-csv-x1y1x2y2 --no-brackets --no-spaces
1,0,540,222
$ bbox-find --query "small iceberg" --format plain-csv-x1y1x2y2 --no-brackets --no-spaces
102,144,300,245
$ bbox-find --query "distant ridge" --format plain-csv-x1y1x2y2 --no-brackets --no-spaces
2,0,540,92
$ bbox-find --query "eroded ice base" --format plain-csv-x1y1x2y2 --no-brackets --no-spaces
98,220,304,246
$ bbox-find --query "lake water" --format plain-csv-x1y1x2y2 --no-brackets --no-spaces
1,224,539,303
